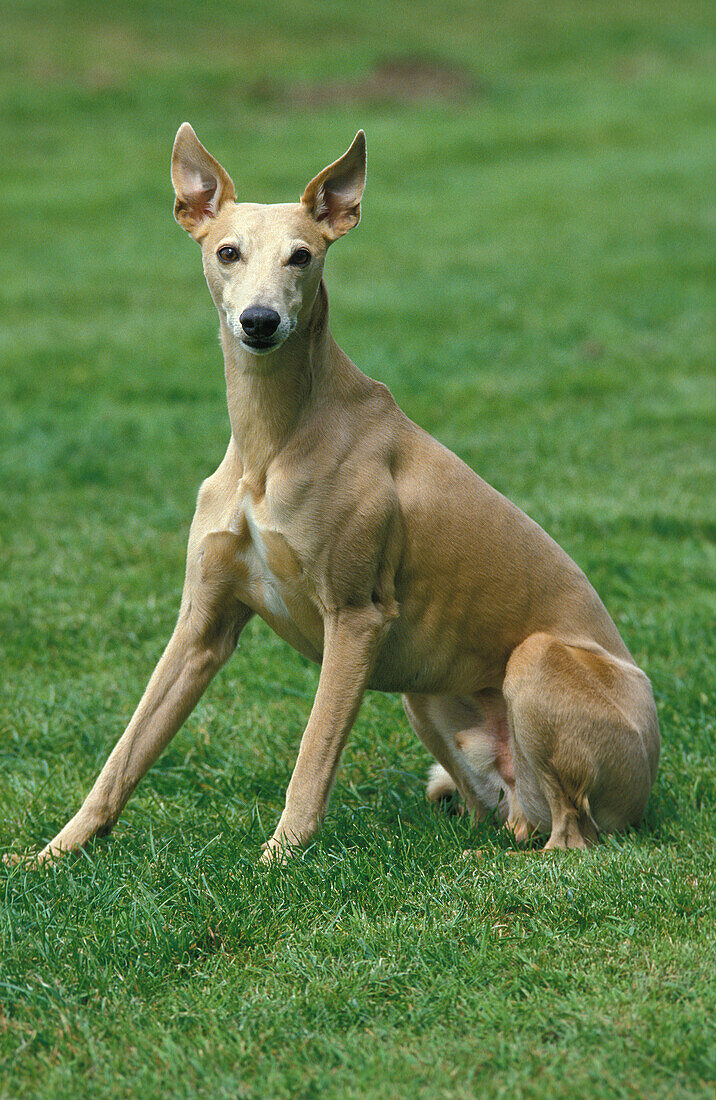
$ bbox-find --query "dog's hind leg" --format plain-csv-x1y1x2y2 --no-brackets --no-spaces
404,692,514,823
502,632,660,850
30,531,254,864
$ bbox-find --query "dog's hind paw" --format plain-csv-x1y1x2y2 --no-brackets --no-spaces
426,762,458,803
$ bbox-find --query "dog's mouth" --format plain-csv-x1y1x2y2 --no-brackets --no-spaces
240,335,280,353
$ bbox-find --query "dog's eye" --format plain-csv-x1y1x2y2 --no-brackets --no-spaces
217,245,240,263
288,248,311,267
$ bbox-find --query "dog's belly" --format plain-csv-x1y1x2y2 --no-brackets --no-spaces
367,628,505,695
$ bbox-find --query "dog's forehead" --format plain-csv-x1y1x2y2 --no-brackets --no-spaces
211,202,322,247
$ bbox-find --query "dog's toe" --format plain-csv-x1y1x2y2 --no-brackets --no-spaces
259,837,292,866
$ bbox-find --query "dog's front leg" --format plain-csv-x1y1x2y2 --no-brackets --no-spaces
30,596,254,865
262,604,389,863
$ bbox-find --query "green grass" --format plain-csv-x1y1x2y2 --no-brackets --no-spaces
1,1,715,1096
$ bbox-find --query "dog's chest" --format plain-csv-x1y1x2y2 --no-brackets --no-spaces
237,492,295,607
226,483,323,656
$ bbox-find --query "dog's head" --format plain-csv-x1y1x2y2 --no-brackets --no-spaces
171,124,366,356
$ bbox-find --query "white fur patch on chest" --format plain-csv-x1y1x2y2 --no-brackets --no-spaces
237,492,292,623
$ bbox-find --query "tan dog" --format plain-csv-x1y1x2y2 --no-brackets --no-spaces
13,126,660,865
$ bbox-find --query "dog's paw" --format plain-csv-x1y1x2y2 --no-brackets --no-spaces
259,836,293,866
4,840,77,869
2,850,46,870
505,816,536,845
426,762,457,803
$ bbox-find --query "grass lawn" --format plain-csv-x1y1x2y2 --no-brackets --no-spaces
1,1,714,1096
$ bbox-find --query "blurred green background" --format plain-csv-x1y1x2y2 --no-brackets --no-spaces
1,2,714,1098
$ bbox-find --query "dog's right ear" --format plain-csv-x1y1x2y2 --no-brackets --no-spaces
171,123,236,239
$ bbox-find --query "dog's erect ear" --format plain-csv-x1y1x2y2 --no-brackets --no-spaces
301,131,366,241
171,123,236,239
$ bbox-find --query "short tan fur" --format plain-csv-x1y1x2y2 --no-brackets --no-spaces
11,126,659,865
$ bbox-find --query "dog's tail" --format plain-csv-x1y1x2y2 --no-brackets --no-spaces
426,762,457,802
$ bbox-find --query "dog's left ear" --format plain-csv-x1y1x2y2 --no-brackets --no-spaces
171,123,236,239
301,130,366,241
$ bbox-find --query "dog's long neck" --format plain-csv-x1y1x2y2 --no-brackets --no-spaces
220,280,335,479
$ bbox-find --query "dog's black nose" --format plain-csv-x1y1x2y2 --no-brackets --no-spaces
240,307,281,339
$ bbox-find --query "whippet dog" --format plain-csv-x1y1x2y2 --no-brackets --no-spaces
9,126,659,865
